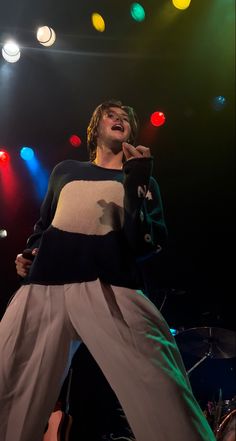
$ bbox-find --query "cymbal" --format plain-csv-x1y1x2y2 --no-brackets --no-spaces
175,327,236,359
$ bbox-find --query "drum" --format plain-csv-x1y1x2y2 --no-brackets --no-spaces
215,409,236,441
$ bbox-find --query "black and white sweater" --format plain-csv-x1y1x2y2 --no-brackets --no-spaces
23,157,167,289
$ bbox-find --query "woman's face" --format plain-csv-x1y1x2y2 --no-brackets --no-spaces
97,107,132,146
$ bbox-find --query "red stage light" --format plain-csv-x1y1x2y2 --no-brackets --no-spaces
150,111,166,127
0,150,10,164
69,135,82,147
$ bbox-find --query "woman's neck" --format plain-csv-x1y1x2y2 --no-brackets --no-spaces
93,145,123,170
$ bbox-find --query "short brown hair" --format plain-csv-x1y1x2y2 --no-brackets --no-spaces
87,100,139,162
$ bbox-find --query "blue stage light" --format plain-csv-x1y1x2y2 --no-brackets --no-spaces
21,151,49,200
212,95,227,111
170,328,178,336
20,147,34,161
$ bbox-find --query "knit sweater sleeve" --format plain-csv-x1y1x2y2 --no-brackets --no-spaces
122,157,168,258
26,163,61,249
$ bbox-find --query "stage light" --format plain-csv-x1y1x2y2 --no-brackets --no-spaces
170,328,178,336
172,0,191,10
130,3,146,22
69,135,82,147
2,41,21,63
212,95,227,111
37,26,56,47
0,150,19,213
0,149,10,164
0,229,7,239
23,154,49,201
150,111,166,127
91,13,105,32
20,147,35,161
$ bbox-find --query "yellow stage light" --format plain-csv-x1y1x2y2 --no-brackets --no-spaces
172,0,191,10
91,13,105,32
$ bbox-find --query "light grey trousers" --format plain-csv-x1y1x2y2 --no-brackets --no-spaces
0,280,215,441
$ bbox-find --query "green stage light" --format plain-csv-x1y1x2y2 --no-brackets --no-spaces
130,3,145,22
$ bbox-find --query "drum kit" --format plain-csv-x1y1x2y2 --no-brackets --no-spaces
175,327,236,440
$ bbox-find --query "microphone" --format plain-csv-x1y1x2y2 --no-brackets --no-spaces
22,248,35,261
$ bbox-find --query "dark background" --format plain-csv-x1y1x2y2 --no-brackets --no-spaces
0,0,235,437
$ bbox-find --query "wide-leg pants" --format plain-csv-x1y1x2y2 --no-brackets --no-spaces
0,280,215,441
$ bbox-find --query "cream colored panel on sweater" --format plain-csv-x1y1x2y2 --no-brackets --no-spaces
52,180,124,235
